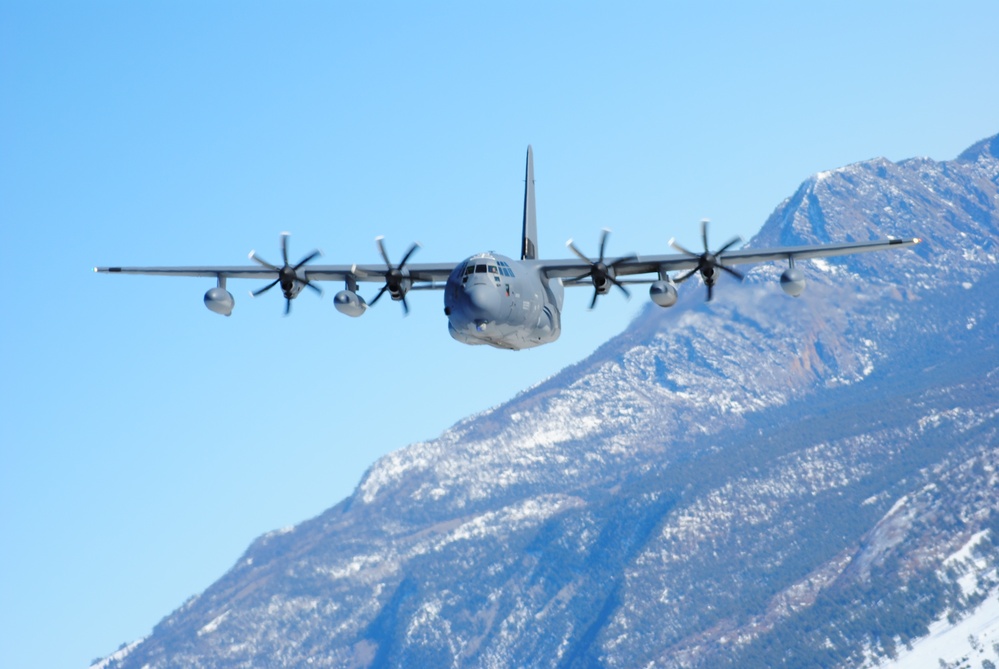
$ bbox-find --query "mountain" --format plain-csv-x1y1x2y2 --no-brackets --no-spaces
95,134,999,669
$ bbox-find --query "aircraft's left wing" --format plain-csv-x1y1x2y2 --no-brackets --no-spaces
539,237,921,280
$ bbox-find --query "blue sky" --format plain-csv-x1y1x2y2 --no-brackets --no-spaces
1,2,997,667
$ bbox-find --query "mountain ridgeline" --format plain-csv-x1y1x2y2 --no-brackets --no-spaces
99,135,999,669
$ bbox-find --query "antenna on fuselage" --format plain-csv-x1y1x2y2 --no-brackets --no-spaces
521,145,538,260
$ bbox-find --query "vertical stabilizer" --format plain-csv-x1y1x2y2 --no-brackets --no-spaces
521,145,538,260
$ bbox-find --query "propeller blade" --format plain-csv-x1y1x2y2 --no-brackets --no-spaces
368,237,419,313
398,242,420,269
674,267,700,283
369,284,388,306
249,252,280,271
610,277,631,298
251,234,322,314
609,254,638,269
598,229,610,262
252,279,280,297
304,281,323,296
569,230,636,308
671,220,745,302
669,238,698,257
720,264,745,281
566,240,591,264
294,250,322,270
375,236,392,268
716,236,743,256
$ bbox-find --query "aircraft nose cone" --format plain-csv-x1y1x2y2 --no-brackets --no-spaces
465,282,500,319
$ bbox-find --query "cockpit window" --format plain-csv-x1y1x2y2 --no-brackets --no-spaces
488,265,498,274
497,260,515,278
475,264,487,273
464,265,474,275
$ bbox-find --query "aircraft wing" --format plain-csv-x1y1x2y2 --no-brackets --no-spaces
96,238,919,285
305,262,456,285
540,237,921,281
95,266,289,279
94,262,458,285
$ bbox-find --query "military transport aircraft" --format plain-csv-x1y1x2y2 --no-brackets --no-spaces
95,146,920,350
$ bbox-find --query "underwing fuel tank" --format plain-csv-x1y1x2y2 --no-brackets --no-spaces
649,280,678,308
334,290,367,317
780,267,806,297
204,287,235,316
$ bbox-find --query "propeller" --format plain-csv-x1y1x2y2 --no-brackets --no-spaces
248,232,323,315
669,219,744,302
566,229,637,309
368,236,421,315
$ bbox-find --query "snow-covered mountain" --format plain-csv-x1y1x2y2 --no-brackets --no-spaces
96,134,999,669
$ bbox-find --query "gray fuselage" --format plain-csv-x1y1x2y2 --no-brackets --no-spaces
444,252,564,350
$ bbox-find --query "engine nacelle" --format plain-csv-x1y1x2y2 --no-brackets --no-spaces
780,267,806,297
334,289,367,317
204,287,234,316
649,280,678,308
592,272,611,295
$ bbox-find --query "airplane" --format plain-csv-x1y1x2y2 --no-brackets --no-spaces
95,146,921,351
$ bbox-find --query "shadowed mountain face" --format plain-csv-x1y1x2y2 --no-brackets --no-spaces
101,135,999,669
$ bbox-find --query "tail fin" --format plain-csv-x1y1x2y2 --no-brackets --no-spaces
521,145,538,260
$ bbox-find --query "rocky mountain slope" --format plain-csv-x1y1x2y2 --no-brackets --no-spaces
96,134,999,669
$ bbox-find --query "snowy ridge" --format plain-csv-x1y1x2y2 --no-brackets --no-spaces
864,530,999,669
98,134,999,669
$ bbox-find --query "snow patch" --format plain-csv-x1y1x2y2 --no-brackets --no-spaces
88,638,145,669
944,531,992,570
866,588,999,669
198,610,230,636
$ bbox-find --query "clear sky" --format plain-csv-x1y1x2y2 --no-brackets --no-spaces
1,2,996,667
